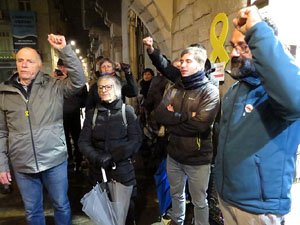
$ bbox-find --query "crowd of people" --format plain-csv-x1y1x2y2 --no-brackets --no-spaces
0,5,300,225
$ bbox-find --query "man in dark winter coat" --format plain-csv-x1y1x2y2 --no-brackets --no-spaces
53,59,88,171
214,6,300,225
150,45,219,225
86,57,138,110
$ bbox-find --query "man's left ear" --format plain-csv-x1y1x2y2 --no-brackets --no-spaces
39,64,43,71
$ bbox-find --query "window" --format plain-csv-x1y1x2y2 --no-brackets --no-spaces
18,0,31,11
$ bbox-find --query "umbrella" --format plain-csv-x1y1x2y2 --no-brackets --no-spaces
81,167,133,225
154,158,172,217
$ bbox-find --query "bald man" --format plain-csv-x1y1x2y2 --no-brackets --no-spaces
0,34,86,225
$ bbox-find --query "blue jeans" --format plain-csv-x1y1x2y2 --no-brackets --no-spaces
14,161,71,225
167,155,211,225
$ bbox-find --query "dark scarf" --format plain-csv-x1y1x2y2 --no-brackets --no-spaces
101,99,119,110
181,71,205,90
140,79,152,98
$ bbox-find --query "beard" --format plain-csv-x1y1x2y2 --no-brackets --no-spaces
230,57,257,80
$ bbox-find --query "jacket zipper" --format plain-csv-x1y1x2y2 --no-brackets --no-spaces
179,91,186,115
255,160,266,201
104,109,111,152
181,91,201,150
221,82,241,196
25,99,39,171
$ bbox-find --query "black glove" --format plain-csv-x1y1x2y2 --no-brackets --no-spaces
95,71,101,78
120,63,131,74
95,152,113,168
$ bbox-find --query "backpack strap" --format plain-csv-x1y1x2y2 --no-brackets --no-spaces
122,103,127,128
92,108,98,129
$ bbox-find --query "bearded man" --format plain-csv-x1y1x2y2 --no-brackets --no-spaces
215,6,300,225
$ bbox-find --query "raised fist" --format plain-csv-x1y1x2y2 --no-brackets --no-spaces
120,63,131,73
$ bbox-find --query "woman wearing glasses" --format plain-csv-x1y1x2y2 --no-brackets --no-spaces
78,75,142,225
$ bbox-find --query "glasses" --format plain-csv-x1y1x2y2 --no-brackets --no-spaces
225,43,249,54
98,84,113,91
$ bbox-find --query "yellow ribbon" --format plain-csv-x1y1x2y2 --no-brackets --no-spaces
25,110,29,117
209,13,230,65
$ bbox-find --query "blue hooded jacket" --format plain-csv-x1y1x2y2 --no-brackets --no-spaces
215,22,300,215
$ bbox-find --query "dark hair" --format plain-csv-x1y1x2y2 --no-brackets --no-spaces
143,68,154,77
57,58,64,66
98,57,116,71
95,55,104,63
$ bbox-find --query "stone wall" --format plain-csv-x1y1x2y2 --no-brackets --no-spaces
172,0,248,95
127,0,173,58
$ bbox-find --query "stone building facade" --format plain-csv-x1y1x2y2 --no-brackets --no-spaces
125,0,253,94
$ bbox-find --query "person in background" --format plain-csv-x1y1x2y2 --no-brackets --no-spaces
53,58,88,172
88,55,104,88
78,75,142,225
136,68,154,127
139,68,154,99
152,45,220,225
0,34,86,225
215,6,300,225
144,58,180,117
85,57,138,110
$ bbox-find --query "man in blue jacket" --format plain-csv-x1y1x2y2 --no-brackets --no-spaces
215,6,300,225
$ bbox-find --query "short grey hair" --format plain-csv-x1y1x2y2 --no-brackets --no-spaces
181,46,207,70
97,75,122,99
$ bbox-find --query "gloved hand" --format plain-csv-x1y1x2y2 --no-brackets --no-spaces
95,152,113,168
120,63,131,73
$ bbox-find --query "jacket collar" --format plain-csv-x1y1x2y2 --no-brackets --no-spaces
240,75,261,86
175,75,209,90
4,71,46,86
97,99,123,111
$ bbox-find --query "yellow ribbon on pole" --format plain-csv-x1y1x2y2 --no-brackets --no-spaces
209,13,230,65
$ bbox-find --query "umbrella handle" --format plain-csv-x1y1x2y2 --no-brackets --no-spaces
101,167,108,183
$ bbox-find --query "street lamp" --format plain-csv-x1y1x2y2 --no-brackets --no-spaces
75,49,80,54
70,40,75,46
79,56,83,60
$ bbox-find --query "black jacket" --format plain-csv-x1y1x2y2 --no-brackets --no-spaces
144,75,169,113
154,76,219,165
86,73,138,110
63,85,88,115
78,99,142,185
